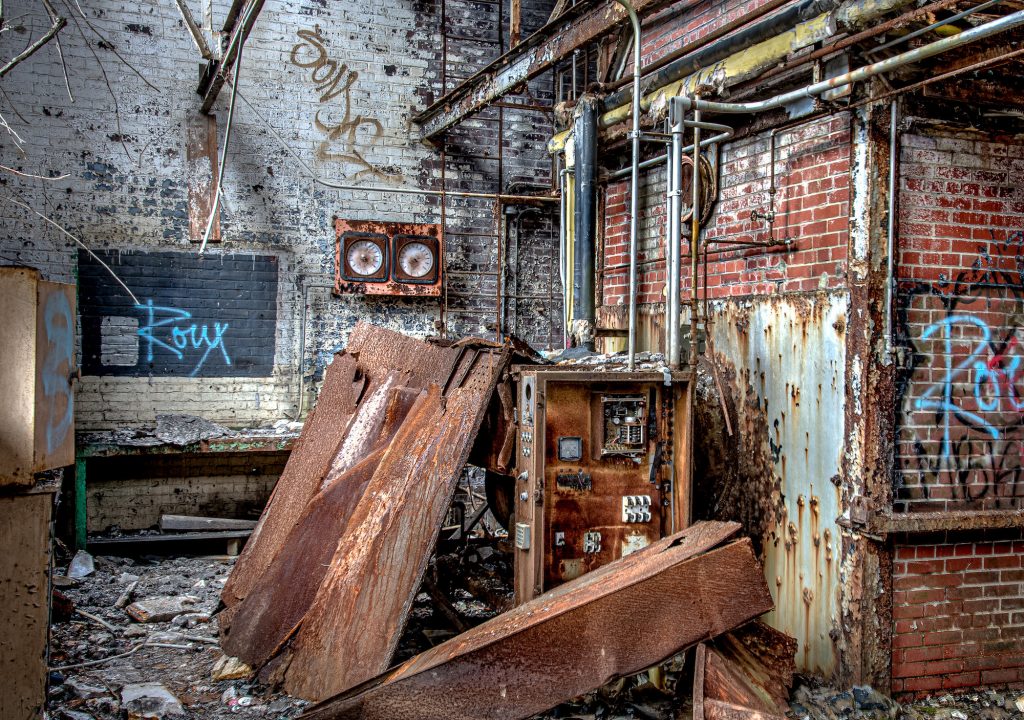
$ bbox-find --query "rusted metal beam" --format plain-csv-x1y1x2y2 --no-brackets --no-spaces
413,0,688,139
300,522,774,720
197,0,265,114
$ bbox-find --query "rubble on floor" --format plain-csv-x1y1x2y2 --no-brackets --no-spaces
787,683,1024,720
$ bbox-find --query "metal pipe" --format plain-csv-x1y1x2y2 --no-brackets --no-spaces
614,0,642,369
573,97,599,349
606,124,734,180
688,106,701,367
559,168,568,347
870,0,1004,53
667,103,684,367
664,131,672,357
672,8,1024,115
885,99,897,359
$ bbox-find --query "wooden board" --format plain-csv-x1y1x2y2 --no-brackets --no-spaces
0,268,39,486
0,492,52,719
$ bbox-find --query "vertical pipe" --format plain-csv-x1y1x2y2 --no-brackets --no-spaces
664,128,673,358
885,99,897,359
688,106,701,367
615,0,642,370
667,100,684,367
74,458,87,551
573,97,598,349
559,168,567,347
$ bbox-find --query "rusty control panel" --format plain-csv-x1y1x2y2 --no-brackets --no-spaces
512,368,692,604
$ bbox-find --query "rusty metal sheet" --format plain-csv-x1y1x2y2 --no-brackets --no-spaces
220,353,365,610
220,383,422,667
300,522,772,720
694,622,797,720
185,112,220,243
279,346,511,701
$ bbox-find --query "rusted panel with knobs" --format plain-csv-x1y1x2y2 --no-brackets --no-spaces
334,219,442,297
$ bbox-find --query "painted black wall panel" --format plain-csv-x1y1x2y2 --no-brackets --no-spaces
78,251,278,377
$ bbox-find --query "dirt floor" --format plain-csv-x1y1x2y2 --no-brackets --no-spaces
47,551,1024,720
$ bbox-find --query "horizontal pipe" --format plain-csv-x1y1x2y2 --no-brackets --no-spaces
870,0,1004,53
607,127,734,179
671,7,1024,115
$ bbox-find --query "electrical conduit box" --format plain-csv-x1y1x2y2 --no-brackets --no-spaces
512,367,692,605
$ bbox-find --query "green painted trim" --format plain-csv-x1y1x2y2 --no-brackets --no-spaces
74,458,86,551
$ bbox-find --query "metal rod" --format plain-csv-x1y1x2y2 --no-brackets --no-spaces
672,8,1024,115
688,105,701,367
606,125,734,180
615,0,642,370
871,0,1004,53
174,0,213,59
667,103,683,368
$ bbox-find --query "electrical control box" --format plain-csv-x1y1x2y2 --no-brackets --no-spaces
512,368,692,604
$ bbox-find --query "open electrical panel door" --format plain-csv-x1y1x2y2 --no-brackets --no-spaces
511,368,693,604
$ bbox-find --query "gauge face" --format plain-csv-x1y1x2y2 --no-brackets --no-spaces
347,239,384,276
398,241,434,278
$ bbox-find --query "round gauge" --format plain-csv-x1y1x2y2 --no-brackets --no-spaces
347,239,384,276
398,241,434,279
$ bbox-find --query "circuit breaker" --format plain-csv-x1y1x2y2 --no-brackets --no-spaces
512,368,692,604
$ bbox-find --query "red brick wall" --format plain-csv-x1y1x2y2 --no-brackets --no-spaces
600,114,850,308
891,534,1024,695
895,133,1024,512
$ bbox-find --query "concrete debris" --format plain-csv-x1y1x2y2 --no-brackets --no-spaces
211,654,253,682
59,710,97,720
115,580,139,609
171,611,211,628
52,574,80,588
154,413,234,446
126,596,199,623
68,550,95,578
119,683,185,719
66,677,109,700
1017,696,1024,713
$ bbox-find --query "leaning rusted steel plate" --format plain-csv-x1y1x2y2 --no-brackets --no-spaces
221,384,423,669
220,352,365,610
281,347,511,701
221,324,461,615
300,521,774,720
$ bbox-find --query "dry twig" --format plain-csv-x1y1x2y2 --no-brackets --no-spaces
0,7,64,78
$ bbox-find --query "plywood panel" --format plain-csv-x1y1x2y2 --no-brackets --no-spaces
0,267,38,486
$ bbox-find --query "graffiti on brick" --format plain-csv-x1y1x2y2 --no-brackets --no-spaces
78,251,278,377
136,299,231,377
290,26,394,181
41,289,74,454
897,230,1024,507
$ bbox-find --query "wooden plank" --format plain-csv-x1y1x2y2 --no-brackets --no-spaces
301,524,772,720
0,492,52,719
185,112,220,243
88,529,252,546
160,514,257,532
281,348,510,701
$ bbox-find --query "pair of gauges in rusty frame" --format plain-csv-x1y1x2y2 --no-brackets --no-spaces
334,219,443,297
678,152,717,225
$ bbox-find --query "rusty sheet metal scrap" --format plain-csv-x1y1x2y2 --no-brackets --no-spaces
300,521,774,720
693,621,798,720
220,323,461,618
281,346,511,701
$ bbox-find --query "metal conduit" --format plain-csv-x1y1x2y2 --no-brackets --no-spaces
613,0,644,370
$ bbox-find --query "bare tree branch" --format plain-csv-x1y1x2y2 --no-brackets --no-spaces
0,11,64,77
39,0,72,101
3,195,140,304
0,164,69,180
61,0,159,92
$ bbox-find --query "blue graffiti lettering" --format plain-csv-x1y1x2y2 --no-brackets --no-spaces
914,315,1024,461
136,300,231,376
42,291,74,455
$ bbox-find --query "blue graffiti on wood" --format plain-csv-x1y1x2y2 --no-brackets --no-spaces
41,290,74,455
136,299,231,377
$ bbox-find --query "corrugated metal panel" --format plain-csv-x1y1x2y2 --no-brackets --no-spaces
300,522,773,720
710,292,846,676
